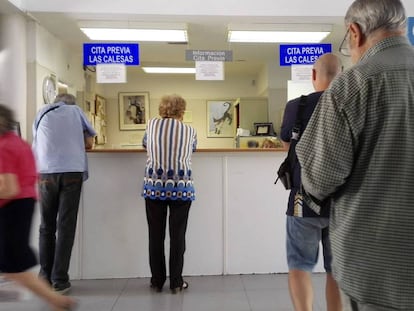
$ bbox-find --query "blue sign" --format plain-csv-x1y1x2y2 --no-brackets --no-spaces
83,43,139,66
279,44,332,66
408,17,414,46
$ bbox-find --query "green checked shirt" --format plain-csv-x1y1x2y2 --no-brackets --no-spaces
296,36,414,309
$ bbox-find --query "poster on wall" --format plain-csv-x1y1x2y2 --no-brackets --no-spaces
118,92,150,130
207,100,235,138
94,94,107,145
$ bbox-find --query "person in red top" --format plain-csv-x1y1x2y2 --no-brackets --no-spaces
0,104,76,311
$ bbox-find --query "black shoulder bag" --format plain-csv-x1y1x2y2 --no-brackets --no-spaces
275,95,307,189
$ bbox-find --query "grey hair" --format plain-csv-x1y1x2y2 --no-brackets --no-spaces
345,0,406,36
54,93,77,105
0,104,16,135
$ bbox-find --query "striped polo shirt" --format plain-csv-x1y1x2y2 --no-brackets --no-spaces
142,117,197,201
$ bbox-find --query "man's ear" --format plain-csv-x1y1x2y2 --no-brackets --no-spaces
312,68,317,82
349,22,364,47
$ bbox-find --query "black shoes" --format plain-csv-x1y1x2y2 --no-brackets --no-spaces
150,284,162,293
170,281,189,294
151,280,189,294
53,282,72,295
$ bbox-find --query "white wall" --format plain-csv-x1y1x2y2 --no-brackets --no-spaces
0,14,27,136
2,18,86,143
32,22,85,111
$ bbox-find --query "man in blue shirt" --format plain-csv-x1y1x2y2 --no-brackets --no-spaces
32,93,96,294
280,53,342,311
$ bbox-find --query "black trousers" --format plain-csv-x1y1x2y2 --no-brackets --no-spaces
38,172,83,286
145,198,191,289
0,199,37,273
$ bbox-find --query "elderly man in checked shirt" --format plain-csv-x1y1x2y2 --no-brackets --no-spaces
296,0,414,310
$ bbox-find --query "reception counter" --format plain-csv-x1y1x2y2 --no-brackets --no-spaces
60,148,324,280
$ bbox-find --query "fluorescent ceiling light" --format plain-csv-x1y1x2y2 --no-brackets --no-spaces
227,23,331,43
80,28,187,42
142,67,195,74
228,30,330,43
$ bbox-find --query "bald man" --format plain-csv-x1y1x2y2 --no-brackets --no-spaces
280,53,342,311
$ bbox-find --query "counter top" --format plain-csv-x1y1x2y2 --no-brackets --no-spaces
88,148,287,153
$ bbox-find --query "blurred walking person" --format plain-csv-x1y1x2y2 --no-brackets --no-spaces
0,104,76,310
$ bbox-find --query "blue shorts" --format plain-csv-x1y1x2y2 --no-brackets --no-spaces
286,216,332,272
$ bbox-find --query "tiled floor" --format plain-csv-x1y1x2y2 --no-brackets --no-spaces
0,273,329,311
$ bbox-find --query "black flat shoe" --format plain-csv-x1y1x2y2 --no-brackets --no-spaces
150,284,162,293
170,281,188,294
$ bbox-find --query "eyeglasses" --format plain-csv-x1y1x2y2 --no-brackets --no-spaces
339,28,351,57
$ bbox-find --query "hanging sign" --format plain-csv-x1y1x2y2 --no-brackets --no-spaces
186,50,232,62
83,43,139,66
408,17,414,45
96,64,127,83
279,44,332,66
195,61,224,80
291,65,313,81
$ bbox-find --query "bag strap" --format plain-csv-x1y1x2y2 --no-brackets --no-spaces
274,95,308,185
280,95,306,177
287,95,307,158
291,95,308,140
34,105,61,131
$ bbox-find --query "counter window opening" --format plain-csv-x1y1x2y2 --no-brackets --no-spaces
254,122,275,136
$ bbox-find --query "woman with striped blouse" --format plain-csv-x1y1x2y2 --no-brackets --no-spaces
142,94,197,294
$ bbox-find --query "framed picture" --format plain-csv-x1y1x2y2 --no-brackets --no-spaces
94,95,107,145
254,122,275,136
95,95,106,119
119,92,150,130
85,100,95,115
207,100,235,137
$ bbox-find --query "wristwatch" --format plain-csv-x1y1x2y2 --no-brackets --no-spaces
42,75,57,105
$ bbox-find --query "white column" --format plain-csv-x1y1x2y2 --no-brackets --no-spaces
0,13,27,137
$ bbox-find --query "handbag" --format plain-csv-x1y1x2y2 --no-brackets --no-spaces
275,95,307,190
275,140,296,189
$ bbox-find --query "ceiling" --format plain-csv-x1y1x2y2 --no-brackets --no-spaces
23,11,347,83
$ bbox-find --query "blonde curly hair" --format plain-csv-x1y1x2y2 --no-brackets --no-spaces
158,94,186,119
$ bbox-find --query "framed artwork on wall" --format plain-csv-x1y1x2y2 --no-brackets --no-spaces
85,100,95,115
254,122,275,136
207,100,235,137
118,92,150,130
94,94,107,145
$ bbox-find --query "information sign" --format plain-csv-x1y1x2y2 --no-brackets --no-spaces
83,43,139,66
408,17,414,45
186,50,232,62
279,44,332,66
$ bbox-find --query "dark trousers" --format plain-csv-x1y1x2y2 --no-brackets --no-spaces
38,172,83,286
0,199,37,272
145,198,191,289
